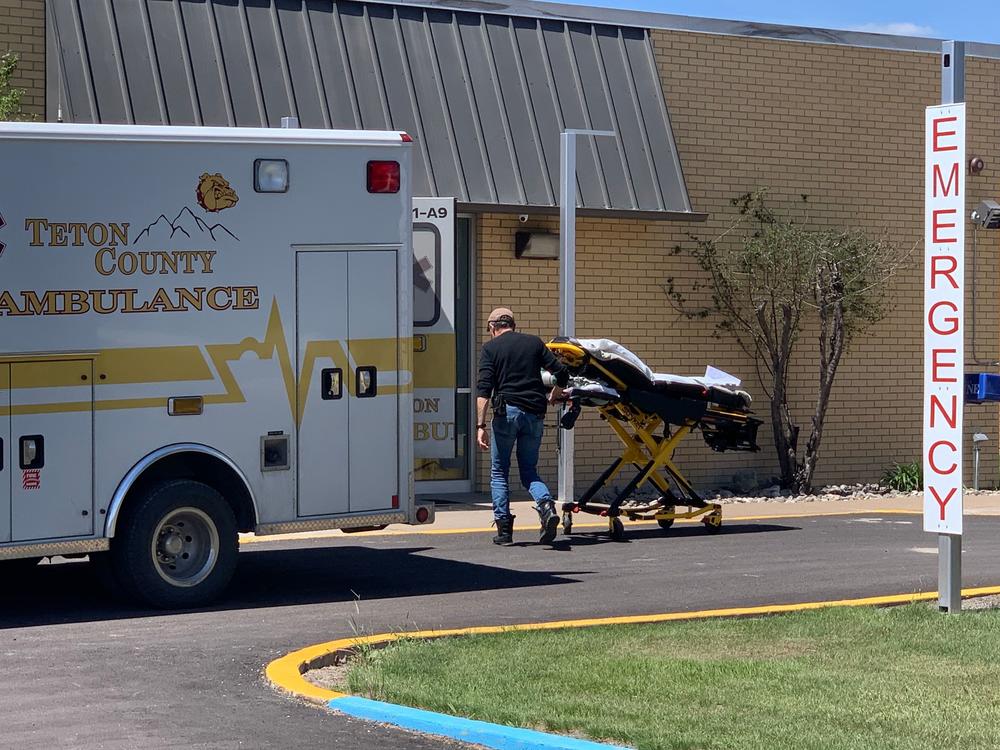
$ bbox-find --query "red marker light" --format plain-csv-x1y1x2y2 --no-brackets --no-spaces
400,133,413,142
391,494,399,509
367,160,400,193
416,506,430,524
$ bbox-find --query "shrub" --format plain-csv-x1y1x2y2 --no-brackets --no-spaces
882,461,922,492
0,52,26,121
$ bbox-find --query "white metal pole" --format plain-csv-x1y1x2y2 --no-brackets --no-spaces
974,444,981,491
938,40,964,614
557,132,576,506
557,130,615,509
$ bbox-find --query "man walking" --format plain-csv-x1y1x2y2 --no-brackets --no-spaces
476,307,570,545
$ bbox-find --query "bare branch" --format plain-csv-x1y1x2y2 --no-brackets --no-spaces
659,189,899,491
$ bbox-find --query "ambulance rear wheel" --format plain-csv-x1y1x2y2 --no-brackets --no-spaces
112,479,238,609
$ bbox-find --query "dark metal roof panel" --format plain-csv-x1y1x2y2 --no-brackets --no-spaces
320,0,1000,59
47,0,695,215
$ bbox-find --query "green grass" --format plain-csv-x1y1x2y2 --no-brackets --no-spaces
345,605,1000,750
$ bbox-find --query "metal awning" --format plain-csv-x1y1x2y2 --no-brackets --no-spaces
47,0,698,218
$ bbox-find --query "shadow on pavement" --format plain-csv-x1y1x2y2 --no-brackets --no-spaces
550,522,798,545
0,544,582,629
0,522,797,628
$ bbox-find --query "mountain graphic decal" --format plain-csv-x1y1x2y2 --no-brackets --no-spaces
134,206,239,245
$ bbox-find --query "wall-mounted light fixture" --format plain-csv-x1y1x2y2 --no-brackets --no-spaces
514,231,559,259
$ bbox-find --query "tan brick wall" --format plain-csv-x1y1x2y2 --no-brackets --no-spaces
475,33,1000,495
0,0,44,119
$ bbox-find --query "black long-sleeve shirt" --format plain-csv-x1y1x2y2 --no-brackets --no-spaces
476,331,570,416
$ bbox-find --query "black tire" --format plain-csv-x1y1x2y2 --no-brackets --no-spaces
702,513,723,534
656,504,676,530
609,518,625,541
111,479,238,609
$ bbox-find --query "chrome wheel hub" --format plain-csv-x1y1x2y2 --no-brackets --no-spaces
151,507,219,588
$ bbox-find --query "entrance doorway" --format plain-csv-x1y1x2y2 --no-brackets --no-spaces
413,213,474,493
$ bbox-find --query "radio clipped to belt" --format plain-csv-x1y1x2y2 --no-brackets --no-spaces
492,393,507,418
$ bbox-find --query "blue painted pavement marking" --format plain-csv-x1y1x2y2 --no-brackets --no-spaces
330,696,632,750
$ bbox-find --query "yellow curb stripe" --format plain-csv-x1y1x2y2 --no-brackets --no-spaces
265,583,1000,705
243,508,920,544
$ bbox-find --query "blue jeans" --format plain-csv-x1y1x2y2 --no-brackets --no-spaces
490,404,554,520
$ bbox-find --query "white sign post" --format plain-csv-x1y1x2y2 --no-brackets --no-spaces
557,129,615,507
924,95,965,612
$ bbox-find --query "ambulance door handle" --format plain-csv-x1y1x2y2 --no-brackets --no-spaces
20,435,44,469
321,368,343,400
356,367,377,398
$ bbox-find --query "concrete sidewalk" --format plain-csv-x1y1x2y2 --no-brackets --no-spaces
423,491,1000,530
241,491,1000,544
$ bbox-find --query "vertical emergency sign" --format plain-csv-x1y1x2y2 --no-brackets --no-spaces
923,103,965,535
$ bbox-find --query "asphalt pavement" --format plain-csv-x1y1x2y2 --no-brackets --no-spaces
3,507,1000,749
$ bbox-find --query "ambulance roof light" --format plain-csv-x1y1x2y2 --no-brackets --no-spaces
255,159,289,193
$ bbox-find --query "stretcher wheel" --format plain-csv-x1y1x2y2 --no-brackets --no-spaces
702,510,723,533
562,512,573,535
609,517,625,541
656,505,675,530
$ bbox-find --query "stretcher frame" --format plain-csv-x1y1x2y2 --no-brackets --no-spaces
548,341,759,540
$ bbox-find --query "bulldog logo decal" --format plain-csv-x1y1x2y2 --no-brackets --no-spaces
196,173,239,213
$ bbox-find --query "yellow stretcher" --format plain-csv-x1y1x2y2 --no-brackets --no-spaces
547,338,762,541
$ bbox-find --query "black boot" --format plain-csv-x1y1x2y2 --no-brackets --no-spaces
492,514,515,546
537,501,559,544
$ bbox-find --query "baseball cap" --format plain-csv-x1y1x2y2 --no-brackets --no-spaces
488,307,515,325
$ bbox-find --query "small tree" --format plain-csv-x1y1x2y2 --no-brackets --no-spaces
0,52,26,121
665,190,904,492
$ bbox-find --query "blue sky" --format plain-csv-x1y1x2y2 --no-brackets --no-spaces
558,1,999,45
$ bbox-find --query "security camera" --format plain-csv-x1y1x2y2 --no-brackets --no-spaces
970,156,986,175
518,214,529,223
973,200,1000,229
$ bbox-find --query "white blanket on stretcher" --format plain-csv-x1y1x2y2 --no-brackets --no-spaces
575,338,743,389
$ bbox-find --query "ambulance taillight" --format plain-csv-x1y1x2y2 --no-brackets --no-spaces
367,161,400,194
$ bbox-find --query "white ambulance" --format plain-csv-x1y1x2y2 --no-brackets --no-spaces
0,122,435,607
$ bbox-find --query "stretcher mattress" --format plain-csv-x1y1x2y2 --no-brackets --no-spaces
555,337,752,412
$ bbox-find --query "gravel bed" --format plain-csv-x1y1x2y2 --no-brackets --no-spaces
304,662,350,691
959,594,1000,611
602,484,1000,506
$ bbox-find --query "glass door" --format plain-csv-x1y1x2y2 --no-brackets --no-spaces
413,209,473,493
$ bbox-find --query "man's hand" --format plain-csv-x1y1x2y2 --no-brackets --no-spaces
548,386,566,404
475,396,490,451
